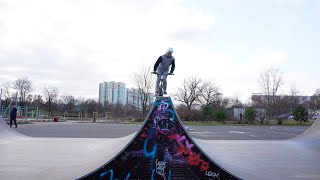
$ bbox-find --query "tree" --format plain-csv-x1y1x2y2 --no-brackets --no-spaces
202,105,213,122
43,86,59,116
245,106,256,123
61,94,77,113
199,80,219,106
176,104,189,121
293,105,308,124
85,98,102,114
259,67,283,121
32,95,44,107
227,96,243,108
174,76,204,121
289,86,300,113
214,109,227,123
13,77,33,106
310,89,320,111
1,82,12,106
133,65,154,120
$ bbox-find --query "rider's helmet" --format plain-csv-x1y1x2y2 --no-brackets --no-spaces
167,47,174,54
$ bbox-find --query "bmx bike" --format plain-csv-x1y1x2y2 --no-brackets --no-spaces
151,72,174,96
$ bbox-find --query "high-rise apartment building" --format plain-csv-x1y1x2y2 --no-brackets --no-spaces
99,81,126,106
126,88,154,109
126,88,141,109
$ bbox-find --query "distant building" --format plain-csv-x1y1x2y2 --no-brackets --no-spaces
126,88,141,109
99,81,126,106
126,88,154,110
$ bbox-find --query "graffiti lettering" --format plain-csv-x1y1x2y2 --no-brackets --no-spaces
205,171,220,180
156,159,167,179
130,150,144,157
156,102,169,110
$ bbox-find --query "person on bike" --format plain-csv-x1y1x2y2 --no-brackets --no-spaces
152,47,175,96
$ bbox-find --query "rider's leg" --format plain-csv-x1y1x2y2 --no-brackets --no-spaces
155,75,161,94
163,76,168,94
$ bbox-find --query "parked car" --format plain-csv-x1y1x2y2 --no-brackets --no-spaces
277,113,294,120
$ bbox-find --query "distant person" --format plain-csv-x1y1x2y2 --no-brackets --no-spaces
239,112,243,124
10,106,18,128
152,47,175,96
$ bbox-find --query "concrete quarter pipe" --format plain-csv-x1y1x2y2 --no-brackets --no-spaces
0,96,319,179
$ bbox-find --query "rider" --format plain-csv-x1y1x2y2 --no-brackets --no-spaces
153,47,175,96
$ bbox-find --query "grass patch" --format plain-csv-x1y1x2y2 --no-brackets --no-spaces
181,120,315,126
181,121,225,126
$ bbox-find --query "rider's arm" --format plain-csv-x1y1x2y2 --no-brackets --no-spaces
170,59,175,73
153,56,162,71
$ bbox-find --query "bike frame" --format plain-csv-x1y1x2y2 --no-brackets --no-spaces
152,72,174,96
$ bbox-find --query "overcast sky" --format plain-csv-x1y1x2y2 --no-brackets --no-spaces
0,0,319,102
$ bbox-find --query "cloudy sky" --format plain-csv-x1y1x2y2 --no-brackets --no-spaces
0,0,319,102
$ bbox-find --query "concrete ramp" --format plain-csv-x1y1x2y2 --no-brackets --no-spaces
195,115,320,180
0,116,134,180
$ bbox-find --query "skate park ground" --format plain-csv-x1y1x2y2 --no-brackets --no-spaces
13,121,309,140
1,115,319,180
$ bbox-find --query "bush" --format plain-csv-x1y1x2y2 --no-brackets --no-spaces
214,110,227,122
245,106,256,123
202,105,213,122
293,105,308,123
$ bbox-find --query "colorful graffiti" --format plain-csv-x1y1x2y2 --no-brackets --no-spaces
78,97,240,180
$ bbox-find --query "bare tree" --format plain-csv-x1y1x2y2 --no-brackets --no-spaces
2,82,12,106
61,94,77,113
13,77,33,105
227,96,243,108
310,89,320,112
199,80,220,106
85,98,101,113
174,76,204,121
43,86,59,116
259,67,284,121
289,86,300,113
32,95,44,107
133,65,154,120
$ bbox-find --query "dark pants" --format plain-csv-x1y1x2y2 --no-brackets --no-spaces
10,116,17,127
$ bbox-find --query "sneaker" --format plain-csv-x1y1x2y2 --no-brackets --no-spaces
164,92,167,95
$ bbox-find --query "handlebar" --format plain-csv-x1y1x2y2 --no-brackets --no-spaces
151,72,174,75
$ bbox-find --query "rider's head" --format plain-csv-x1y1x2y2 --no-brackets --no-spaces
166,47,173,57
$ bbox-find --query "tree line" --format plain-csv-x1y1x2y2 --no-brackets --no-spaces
1,66,319,123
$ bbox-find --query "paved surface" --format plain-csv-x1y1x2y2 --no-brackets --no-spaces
1,116,319,180
0,117,134,180
195,119,320,180
13,121,309,140
14,121,141,138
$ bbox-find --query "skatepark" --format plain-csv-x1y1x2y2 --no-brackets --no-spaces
0,96,319,180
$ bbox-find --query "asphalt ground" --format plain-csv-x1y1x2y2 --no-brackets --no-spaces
13,121,310,140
